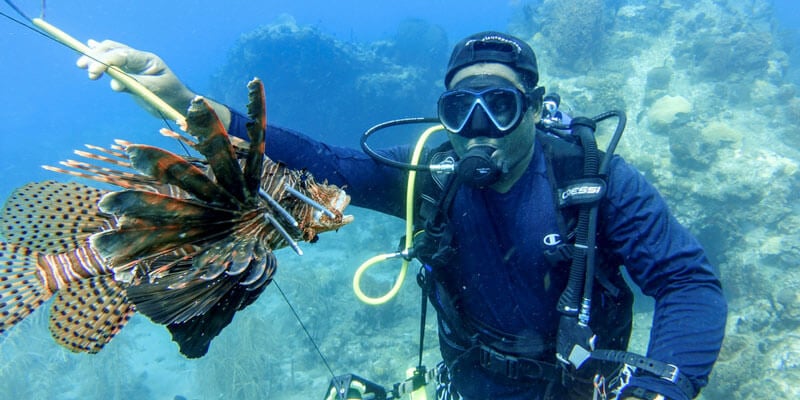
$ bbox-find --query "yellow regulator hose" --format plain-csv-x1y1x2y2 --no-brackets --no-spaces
353,124,445,305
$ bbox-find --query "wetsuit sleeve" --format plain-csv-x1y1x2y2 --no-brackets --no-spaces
599,156,727,399
228,108,410,218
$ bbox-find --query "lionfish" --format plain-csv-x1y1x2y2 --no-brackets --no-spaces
0,78,352,358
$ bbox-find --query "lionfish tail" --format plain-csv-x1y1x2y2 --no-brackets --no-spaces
0,243,53,334
48,275,135,353
0,181,137,352
0,240,134,351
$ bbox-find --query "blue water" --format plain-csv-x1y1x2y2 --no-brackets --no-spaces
0,0,517,200
1,1,799,399
774,0,800,25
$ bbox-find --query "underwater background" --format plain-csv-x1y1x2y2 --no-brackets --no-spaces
1,0,799,398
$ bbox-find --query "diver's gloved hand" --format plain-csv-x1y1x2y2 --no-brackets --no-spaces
75,39,234,126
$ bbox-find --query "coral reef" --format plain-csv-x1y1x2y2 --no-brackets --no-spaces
644,66,673,104
210,16,447,149
668,120,743,169
533,0,608,72
647,94,691,131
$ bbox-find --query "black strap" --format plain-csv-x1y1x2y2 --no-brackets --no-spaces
478,345,560,382
591,350,695,399
475,345,694,399
416,267,429,369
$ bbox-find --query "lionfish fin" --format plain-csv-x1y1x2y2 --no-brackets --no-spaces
92,190,238,269
240,250,277,290
1,181,112,253
188,231,276,290
98,190,235,222
126,264,239,325
126,260,268,358
165,281,267,359
125,144,240,208
159,128,197,148
0,243,54,334
186,96,248,203
127,237,275,327
243,78,266,196
42,141,165,191
48,275,134,353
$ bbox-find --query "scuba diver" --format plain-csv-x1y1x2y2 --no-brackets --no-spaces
77,31,726,399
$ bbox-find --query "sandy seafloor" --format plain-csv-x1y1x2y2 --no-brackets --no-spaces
1,0,800,399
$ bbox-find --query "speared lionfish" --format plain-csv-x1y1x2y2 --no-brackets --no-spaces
0,78,353,358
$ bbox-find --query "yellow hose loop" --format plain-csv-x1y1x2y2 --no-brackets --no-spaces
353,253,408,305
352,124,444,305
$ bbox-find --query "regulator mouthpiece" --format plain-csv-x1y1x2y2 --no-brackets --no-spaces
456,146,502,188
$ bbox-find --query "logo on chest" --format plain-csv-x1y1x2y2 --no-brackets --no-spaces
543,233,561,247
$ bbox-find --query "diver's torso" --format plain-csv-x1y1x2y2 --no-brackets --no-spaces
445,141,566,347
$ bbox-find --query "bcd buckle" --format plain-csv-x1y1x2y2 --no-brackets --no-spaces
479,345,520,379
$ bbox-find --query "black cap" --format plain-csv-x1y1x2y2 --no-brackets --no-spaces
445,31,539,89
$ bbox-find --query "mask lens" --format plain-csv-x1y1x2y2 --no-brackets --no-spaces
482,88,521,130
438,91,477,132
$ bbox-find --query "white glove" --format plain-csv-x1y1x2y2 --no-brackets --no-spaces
76,39,195,115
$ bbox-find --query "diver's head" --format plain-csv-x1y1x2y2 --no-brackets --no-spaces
438,32,544,192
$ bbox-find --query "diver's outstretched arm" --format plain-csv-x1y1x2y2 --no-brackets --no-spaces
76,39,231,127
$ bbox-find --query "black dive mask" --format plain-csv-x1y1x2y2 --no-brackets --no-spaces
456,145,505,188
438,75,544,139
438,86,526,138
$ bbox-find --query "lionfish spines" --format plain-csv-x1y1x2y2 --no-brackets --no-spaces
243,78,266,198
186,96,248,203
125,144,240,208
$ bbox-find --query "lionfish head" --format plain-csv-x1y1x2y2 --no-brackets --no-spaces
302,183,354,238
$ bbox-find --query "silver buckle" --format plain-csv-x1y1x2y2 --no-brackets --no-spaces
662,363,680,383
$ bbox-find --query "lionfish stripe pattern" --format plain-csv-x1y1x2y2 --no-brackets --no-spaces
92,189,238,270
0,181,134,352
0,78,352,358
